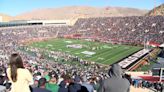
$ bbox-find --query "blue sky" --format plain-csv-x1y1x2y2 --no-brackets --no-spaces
0,0,163,16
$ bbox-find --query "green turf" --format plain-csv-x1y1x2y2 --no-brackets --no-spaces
30,38,142,65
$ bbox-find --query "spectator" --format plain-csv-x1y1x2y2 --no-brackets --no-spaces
33,78,51,92
58,74,71,92
6,53,33,92
69,75,88,92
46,73,59,92
98,64,130,92
58,81,68,92
68,76,82,92
81,76,94,92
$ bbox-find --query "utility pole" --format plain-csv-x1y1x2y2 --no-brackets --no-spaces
144,36,146,50
144,35,149,50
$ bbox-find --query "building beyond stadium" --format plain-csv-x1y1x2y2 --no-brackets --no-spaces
0,20,74,27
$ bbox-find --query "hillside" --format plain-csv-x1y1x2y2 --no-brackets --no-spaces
146,3,164,16
14,6,148,20
0,13,13,22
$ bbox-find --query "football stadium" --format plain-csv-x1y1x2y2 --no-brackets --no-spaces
0,0,164,92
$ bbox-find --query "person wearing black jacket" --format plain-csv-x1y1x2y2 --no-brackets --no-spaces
58,81,68,92
68,76,88,92
32,78,51,92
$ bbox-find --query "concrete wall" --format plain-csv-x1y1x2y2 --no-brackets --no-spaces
27,20,72,26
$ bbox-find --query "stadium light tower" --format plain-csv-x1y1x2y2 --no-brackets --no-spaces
144,36,146,50
144,35,149,50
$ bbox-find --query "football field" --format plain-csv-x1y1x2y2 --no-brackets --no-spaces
30,38,142,65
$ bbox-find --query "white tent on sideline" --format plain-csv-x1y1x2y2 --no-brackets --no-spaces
160,43,164,47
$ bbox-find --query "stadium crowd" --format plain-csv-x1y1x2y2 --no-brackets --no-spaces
71,16,164,45
0,25,118,92
0,52,130,92
131,79,164,92
0,16,164,92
